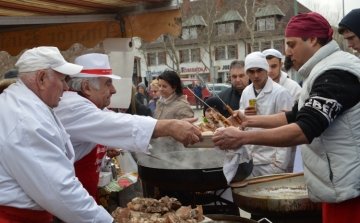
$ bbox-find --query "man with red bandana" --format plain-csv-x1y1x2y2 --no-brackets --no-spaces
53,53,202,205
213,12,360,223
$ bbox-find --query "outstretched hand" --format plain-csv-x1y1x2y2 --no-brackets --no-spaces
227,110,247,129
170,119,203,147
212,126,245,150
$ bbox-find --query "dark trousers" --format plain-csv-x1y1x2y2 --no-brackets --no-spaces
195,97,203,109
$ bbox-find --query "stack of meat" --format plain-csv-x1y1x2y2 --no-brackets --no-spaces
112,196,204,223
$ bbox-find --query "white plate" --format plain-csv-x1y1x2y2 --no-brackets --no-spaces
186,133,215,148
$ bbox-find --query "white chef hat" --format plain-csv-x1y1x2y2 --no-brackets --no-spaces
15,47,82,75
262,49,282,59
73,53,121,79
244,52,269,73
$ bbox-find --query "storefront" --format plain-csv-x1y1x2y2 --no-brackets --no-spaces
179,66,209,81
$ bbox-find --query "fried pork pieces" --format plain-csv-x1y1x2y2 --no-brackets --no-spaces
112,196,203,223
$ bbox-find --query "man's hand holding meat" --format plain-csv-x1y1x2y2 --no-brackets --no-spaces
212,126,245,150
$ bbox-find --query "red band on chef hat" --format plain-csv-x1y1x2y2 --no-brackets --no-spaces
80,69,113,75
285,12,333,43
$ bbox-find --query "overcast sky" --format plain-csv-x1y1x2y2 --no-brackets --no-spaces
298,0,360,25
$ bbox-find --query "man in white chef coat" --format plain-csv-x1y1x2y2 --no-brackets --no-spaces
53,53,203,203
0,47,115,222
239,52,294,177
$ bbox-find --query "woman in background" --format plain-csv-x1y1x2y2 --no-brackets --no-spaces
150,70,194,153
148,70,194,198
135,82,152,106
148,79,161,116
153,70,193,120
117,84,152,116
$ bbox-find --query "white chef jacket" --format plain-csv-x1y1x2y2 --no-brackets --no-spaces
54,91,157,162
278,71,302,172
279,71,302,102
0,80,113,223
240,77,294,173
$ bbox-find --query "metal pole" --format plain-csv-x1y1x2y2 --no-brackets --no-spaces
342,0,347,51
294,0,298,15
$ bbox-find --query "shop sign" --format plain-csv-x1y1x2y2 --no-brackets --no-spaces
180,66,208,73
221,65,230,70
146,70,163,76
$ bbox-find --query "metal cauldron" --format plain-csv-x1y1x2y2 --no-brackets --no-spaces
205,214,270,223
137,150,253,191
232,174,322,219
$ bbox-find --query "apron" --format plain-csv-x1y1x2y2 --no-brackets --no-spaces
71,90,107,204
74,144,107,204
322,196,360,223
0,206,52,223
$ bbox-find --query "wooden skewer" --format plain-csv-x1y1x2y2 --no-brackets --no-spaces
225,104,243,125
195,74,242,125
229,172,304,188
186,87,232,126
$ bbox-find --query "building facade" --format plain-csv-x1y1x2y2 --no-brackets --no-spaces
136,0,311,85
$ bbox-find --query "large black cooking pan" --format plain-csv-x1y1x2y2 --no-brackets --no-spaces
137,150,253,191
232,174,322,219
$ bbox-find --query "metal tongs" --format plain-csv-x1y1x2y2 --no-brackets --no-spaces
196,74,243,125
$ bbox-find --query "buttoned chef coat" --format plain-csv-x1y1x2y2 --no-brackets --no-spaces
0,80,113,223
54,91,157,162
240,77,294,174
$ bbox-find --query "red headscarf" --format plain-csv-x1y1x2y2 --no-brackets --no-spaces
285,12,333,43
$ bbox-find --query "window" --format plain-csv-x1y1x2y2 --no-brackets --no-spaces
217,46,226,60
158,52,166,65
257,19,266,31
266,17,275,30
182,28,197,39
227,45,237,59
218,23,234,36
274,40,284,54
180,49,190,63
182,80,193,89
257,17,275,31
218,24,225,35
189,27,198,39
261,41,271,51
225,23,234,34
191,48,200,62
182,28,190,40
148,53,156,66
252,42,260,52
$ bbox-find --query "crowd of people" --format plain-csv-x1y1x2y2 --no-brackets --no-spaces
0,8,359,223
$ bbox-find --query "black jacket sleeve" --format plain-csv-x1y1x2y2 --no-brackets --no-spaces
286,70,360,143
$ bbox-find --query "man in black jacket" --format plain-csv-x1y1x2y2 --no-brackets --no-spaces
338,8,360,52
218,60,250,118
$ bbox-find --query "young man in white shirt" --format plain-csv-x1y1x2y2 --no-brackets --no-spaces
262,48,301,102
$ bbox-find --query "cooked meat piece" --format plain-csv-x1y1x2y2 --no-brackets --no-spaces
196,206,203,222
167,213,187,223
155,218,167,223
175,206,192,219
112,207,131,223
127,202,142,211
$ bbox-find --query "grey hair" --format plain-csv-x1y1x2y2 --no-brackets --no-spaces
18,68,55,85
67,77,100,91
229,60,245,70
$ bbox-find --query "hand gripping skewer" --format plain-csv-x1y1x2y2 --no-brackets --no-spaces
186,87,232,127
195,74,243,124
